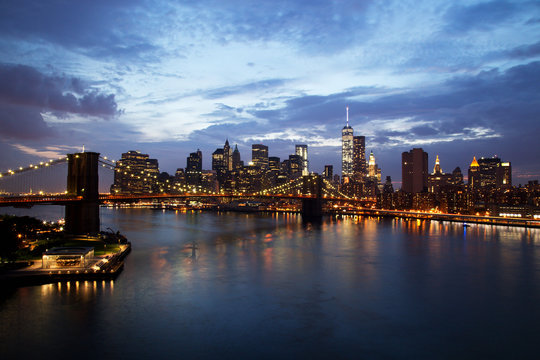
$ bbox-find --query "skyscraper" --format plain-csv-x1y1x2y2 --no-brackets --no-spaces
468,156,512,189
323,165,333,181
295,144,308,176
342,106,354,179
232,144,242,170
353,135,366,180
252,144,269,170
223,139,232,171
367,151,381,182
111,150,159,194
402,148,428,193
186,149,202,186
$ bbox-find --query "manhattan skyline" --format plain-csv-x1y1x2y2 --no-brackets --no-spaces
0,0,539,184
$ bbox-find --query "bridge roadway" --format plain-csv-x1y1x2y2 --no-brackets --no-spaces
0,192,367,206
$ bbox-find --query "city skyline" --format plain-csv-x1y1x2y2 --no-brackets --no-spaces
0,0,539,184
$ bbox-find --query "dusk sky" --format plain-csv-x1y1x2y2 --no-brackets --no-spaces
1,0,539,185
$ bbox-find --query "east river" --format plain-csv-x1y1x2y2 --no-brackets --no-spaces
1,207,540,359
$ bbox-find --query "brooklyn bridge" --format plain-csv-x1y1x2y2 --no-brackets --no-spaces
0,152,374,235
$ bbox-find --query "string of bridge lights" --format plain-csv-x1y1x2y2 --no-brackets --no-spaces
1,154,348,199
0,157,68,179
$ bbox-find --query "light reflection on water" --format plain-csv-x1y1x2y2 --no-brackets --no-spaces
1,209,539,359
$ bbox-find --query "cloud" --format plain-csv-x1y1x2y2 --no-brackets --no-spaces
443,1,520,34
505,41,540,59
0,63,120,141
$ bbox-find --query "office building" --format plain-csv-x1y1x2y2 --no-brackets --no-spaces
252,144,269,170
402,148,428,193
111,150,159,194
186,149,202,186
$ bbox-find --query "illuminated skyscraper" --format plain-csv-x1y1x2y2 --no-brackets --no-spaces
468,156,511,189
251,144,269,170
186,149,202,186
295,144,308,176
367,151,381,182
342,106,354,179
402,148,428,193
111,150,159,194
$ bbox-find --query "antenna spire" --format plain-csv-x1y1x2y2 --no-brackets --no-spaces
346,106,349,126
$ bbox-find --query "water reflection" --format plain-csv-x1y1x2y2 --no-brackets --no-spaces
1,209,539,359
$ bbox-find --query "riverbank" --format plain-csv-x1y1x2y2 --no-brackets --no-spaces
337,208,540,228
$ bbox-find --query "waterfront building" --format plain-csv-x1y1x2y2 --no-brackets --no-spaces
295,144,309,176
252,144,269,171
402,148,428,193
111,150,160,194
342,106,354,180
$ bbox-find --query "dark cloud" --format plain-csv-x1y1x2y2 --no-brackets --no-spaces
0,104,53,140
0,63,119,117
0,63,120,140
505,41,540,59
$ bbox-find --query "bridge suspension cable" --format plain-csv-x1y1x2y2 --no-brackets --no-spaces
0,157,68,195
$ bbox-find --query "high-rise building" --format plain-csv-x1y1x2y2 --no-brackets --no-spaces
427,155,452,193
186,149,202,186
295,144,309,176
353,135,366,180
468,156,511,189
367,151,381,182
223,139,232,171
288,154,303,179
111,150,159,194
323,165,333,181
342,106,354,179
252,144,269,170
212,148,224,172
232,144,242,170
402,148,428,193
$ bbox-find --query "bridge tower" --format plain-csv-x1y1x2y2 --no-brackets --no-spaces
301,175,323,222
65,152,100,235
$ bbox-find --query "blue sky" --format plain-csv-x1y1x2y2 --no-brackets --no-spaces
0,0,539,185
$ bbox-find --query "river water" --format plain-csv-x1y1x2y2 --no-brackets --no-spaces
1,208,539,359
